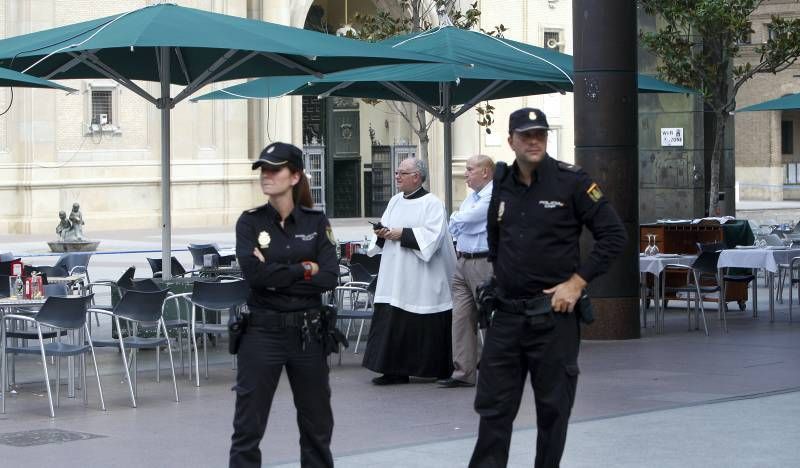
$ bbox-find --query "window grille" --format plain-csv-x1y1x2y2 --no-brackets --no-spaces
91,90,113,125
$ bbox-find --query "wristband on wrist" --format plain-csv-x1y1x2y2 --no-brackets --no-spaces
302,261,313,281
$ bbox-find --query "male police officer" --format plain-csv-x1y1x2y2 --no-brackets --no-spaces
469,108,626,468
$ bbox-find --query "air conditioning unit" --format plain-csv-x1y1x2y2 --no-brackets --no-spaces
98,114,108,125
546,37,565,50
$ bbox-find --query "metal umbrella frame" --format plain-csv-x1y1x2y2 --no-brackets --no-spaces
0,3,448,277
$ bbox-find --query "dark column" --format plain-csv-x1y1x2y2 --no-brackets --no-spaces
573,0,640,339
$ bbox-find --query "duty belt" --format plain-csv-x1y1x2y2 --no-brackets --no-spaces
496,294,551,316
247,309,320,328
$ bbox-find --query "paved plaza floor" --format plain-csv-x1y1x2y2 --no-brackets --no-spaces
1,221,799,467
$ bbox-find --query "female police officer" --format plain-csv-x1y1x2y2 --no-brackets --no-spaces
230,142,339,468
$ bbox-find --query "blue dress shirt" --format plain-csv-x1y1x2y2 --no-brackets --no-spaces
449,181,493,254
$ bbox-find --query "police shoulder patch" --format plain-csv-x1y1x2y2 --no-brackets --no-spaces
325,225,337,246
586,182,604,202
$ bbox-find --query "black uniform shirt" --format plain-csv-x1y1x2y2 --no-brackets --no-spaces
487,154,627,298
235,203,339,312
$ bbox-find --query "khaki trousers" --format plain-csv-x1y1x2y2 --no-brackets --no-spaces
450,256,493,384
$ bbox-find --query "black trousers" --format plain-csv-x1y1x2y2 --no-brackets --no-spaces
469,311,581,468
229,324,334,468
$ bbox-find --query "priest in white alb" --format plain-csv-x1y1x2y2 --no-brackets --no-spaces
363,157,457,385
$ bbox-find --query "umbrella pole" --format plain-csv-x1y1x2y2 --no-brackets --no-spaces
442,84,453,213
159,47,172,279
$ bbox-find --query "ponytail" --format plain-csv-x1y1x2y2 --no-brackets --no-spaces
291,169,314,209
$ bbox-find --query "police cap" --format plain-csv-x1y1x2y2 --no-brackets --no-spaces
508,107,549,134
251,142,304,171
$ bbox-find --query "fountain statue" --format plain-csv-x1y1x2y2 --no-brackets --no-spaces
48,202,100,252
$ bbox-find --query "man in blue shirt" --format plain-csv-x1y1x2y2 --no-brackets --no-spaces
438,154,495,388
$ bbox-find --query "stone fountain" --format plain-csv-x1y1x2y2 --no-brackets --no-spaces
47,202,100,252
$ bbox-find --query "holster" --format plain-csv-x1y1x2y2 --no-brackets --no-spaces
476,278,497,329
228,313,248,355
318,305,349,355
576,293,595,324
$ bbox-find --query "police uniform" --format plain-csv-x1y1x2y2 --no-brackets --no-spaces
229,143,339,468
469,109,627,468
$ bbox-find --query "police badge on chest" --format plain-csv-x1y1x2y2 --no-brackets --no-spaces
538,200,565,209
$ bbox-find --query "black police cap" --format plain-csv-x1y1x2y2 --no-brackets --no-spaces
251,142,304,171
508,107,549,134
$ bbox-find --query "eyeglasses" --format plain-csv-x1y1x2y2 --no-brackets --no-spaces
395,171,419,177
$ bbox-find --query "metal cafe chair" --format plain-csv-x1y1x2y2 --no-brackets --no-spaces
86,266,137,328
346,262,375,286
0,274,10,298
89,289,180,407
2,295,105,418
349,252,380,276
172,279,248,386
187,243,236,270
786,256,800,323
660,251,724,336
147,256,196,278
28,252,93,283
128,278,191,376
333,282,375,361
4,284,71,388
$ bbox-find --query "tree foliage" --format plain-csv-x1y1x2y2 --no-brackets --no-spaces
639,0,800,214
348,0,506,162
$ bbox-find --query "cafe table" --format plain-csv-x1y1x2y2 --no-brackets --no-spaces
717,247,800,323
639,254,697,332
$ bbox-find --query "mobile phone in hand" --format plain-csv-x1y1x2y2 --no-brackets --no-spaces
368,221,385,230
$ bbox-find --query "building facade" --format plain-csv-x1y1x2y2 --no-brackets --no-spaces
735,0,800,202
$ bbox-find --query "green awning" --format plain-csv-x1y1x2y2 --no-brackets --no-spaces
0,3,447,84
0,66,74,91
194,27,694,104
637,75,695,94
737,93,800,112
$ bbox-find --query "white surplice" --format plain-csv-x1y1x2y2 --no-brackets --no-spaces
367,192,457,314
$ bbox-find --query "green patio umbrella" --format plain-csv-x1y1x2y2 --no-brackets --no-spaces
0,66,74,91
0,3,446,277
195,26,694,210
737,93,800,112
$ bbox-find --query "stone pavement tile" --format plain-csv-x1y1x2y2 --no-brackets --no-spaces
268,390,800,468
561,391,800,468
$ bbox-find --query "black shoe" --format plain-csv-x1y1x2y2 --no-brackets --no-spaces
372,374,410,386
437,378,475,388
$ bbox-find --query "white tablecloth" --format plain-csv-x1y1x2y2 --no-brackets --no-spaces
717,248,800,273
639,255,697,275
